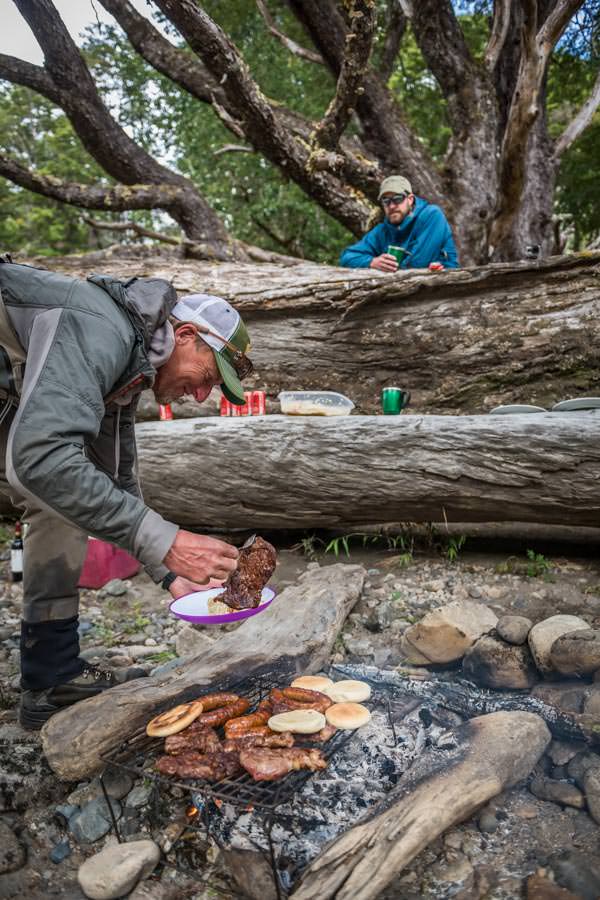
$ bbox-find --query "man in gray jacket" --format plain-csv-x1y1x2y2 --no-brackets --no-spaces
0,258,252,728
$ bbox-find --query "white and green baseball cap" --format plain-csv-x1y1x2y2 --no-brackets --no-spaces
172,293,252,405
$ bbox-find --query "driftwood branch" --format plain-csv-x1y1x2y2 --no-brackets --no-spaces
256,0,324,65
294,711,550,899
41,565,366,780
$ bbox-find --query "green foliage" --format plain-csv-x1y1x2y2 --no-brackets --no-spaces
446,535,467,564
495,550,555,580
525,549,552,579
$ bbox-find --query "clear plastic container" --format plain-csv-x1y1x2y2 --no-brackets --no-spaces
278,391,355,416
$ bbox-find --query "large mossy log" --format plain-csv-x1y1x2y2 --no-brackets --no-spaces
131,413,599,531
30,248,600,414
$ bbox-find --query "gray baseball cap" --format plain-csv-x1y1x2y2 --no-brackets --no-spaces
378,175,412,199
172,293,252,405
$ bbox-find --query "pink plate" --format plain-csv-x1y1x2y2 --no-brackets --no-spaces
169,585,276,625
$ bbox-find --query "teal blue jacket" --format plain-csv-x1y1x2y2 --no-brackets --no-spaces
340,197,459,269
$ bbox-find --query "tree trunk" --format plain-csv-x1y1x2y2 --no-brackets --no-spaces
129,412,600,532
40,564,365,781
35,249,600,414
293,711,550,900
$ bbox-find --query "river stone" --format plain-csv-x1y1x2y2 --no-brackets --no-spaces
529,774,585,809
582,768,600,825
531,682,586,714
567,751,600,788
70,797,122,844
463,635,538,689
583,686,600,718
546,740,584,767
528,615,589,674
496,615,532,645
126,783,154,809
77,839,160,899
401,599,497,664
550,850,600,900
549,629,600,677
0,821,25,874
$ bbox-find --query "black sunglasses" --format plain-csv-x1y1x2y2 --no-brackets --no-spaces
381,193,409,207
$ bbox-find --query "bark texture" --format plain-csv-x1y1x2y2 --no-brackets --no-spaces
40,564,365,780
293,711,550,899
35,248,600,414
130,413,600,531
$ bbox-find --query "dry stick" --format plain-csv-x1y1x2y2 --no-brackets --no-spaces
255,0,324,65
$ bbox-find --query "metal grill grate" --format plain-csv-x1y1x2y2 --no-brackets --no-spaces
102,665,356,812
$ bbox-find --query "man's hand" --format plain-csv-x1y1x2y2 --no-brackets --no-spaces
163,531,238,584
169,575,224,601
370,254,399,273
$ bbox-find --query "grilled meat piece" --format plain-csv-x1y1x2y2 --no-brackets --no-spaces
305,724,337,742
239,747,327,781
222,731,295,753
156,749,242,781
164,726,221,756
220,536,276,610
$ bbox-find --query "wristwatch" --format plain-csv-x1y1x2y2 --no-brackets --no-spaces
161,571,178,591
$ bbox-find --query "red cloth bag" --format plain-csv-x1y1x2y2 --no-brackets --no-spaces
78,538,141,589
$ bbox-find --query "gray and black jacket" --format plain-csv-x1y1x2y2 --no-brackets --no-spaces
0,260,180,580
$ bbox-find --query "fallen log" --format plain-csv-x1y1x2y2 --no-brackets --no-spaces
130,413,599,530
26,247,600,413
41,564,365,781
293,710,550,900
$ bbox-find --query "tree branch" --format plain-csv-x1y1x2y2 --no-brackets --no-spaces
0,155,186,210
82,216,182,243
256,0,324,65
484,0,512,71
310,0,376,155
378,0,406,82
539,0,586,54
213,144,254,156
0,53,62,104
97,0,223,105
553,66,600,159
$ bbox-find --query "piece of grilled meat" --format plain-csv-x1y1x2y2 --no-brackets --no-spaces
156,749,242,781
238,747,327,781
222,731,295,753
220,536,276,610
164,726,221,756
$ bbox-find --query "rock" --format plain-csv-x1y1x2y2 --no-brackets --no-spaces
550,849,600,900
174,625,216,658
430,852,473,884
528,615,589,675
526,872,581,900
101,769,133,800
462,635,538,690
0,821,25,874
77,839,160,899
549,629,600,677
546,740,583,767
50,840,72,864
566,752,600,788
107,655,134,667
54,803,80,826
126,783,154,809
107,644,168,660
401,600,497,665
101,579,129,597
583,768,600,825
496,615,532,645
343,634,373,658
531,682,586,714
478,810,499,833
529,774,585,809
129,882,175,900
583,688,600,719
69,797,122,844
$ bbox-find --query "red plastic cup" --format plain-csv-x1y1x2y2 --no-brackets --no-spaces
158,403,173,420
220,396,231,417
251,390,266,415
241,391,253,416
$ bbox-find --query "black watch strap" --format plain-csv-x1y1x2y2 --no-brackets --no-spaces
161,571,178,591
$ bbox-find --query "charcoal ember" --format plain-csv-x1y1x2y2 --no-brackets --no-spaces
164,727,221,756
220,536,276,610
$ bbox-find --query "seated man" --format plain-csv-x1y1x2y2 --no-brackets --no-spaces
340,175,459,271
